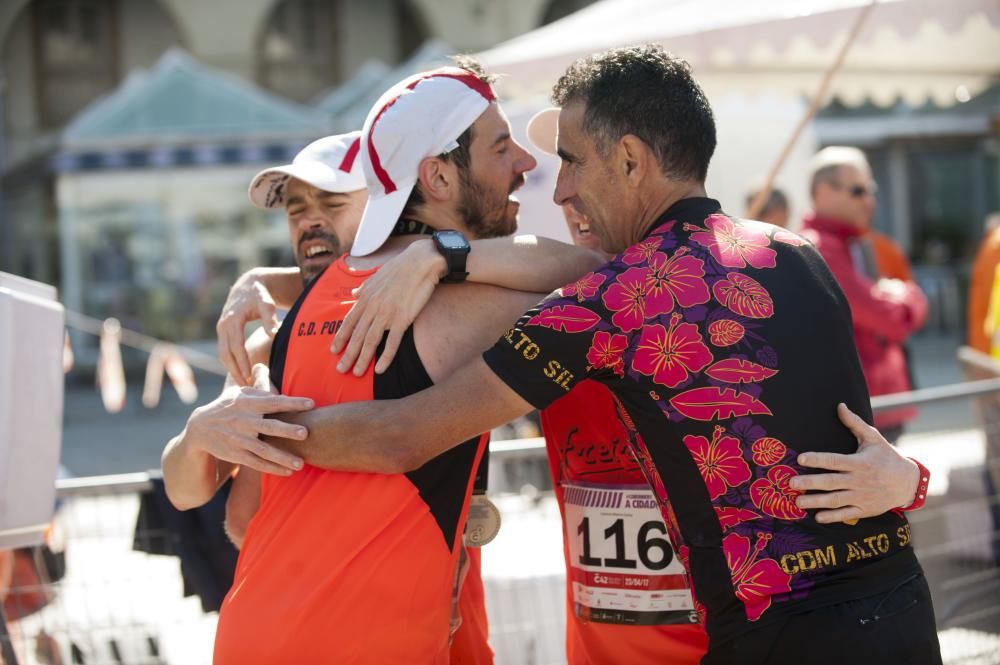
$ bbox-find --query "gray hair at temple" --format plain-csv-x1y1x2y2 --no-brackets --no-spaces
808,146,870,197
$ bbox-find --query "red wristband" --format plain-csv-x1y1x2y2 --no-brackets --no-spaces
895,457,930,513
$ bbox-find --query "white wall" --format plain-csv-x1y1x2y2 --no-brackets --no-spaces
706,89,817,229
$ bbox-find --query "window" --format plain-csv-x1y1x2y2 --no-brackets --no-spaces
32,0,119,128
258,0,341,103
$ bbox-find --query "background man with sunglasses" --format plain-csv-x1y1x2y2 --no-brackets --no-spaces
802,146,928,443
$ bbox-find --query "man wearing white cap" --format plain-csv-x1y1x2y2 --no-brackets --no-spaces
162,131,367,512
209,61,603,664
259,46,940,664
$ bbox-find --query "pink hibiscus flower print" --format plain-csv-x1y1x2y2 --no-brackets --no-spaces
622,237,661,265
707,319,745,346
563,271,608,302
602,267,650,332
644,248,711,316
713,273,774,319
650,219,677,236
750,437,786,466
715,507,762,530
750,465,806,520
685,215,777,269
586,330,628,376
723,532,792,622
682,424,752,500
633,313,713,388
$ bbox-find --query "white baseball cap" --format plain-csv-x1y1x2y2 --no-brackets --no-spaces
526,107,560,156
248,130,367,209
351,67,497,257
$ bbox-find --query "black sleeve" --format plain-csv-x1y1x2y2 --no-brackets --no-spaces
482,271,621,410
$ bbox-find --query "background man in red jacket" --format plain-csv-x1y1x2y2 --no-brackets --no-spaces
802,146,927,442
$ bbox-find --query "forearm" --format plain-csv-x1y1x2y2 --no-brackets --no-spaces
466,235,605,292
240,267,304,309
398,236,604,294
161,429,234,511
275,402,414,473
271,358,533,473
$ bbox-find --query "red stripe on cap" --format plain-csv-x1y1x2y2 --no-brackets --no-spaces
338,137,361,174
367,67,496,196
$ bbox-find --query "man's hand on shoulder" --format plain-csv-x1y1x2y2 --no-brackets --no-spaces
182,364,312,476
790,403,921,524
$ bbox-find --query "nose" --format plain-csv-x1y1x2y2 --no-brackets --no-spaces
297,204,324,230
553,162,574,207
513,141,537,175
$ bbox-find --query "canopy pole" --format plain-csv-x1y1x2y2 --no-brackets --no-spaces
747,0,878,220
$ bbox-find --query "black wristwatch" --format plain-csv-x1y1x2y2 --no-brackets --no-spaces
432,230,470,283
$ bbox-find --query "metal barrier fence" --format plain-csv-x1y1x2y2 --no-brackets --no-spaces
3,368,1000,664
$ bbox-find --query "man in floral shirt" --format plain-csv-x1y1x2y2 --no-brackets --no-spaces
266,46,940,663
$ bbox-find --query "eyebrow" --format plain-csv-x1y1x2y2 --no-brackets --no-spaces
491,131,511,149
557,147,579,163
286,195,304,207
317,191,349,201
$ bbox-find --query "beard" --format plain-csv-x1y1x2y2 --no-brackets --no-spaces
459,172,524,240
295,229,342,283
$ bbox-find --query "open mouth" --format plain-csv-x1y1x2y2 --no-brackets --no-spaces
575,220,591,236
299,235,339,264
304,245,333,259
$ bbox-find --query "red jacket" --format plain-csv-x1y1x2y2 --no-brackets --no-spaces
802,214,927,428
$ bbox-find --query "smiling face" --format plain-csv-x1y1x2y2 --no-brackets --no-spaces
563,203,606,255
553,101,634,254
456,104,538,239
285,178,367,281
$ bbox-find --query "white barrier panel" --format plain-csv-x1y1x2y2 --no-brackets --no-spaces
0,272,64,549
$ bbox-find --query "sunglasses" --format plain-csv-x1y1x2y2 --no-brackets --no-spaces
834,181,878,198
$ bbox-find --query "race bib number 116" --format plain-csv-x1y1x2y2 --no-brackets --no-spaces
563,483,696,625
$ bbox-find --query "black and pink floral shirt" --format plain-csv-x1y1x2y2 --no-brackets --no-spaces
483,197,921,645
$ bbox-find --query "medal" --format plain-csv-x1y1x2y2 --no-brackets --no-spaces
465,494,501,547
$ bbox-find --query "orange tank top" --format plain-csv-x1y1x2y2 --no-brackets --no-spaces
214,256,488,664
541,380,708,665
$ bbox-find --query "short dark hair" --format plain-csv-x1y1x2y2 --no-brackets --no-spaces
551,44,716,182
401,55,495,218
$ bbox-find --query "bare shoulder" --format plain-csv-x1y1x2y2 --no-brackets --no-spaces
415,284,545,381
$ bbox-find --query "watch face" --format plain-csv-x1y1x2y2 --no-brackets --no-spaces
437,232,468,250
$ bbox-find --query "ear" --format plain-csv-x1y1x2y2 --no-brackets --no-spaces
416,156,456,203
618,134,653,186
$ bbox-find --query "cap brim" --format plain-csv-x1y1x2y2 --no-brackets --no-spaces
526,107,560,156
248,161,349,209
350,185,413,256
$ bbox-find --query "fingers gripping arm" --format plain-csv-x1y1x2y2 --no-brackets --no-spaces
269,358,534,473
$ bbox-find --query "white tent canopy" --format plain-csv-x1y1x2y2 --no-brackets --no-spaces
479,0,1000,107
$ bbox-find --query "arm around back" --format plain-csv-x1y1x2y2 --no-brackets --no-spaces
273,283,546,472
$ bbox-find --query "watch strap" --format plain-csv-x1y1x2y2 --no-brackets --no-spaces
894,457,930,513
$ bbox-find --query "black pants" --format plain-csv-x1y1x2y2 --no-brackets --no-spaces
703,574,942,665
